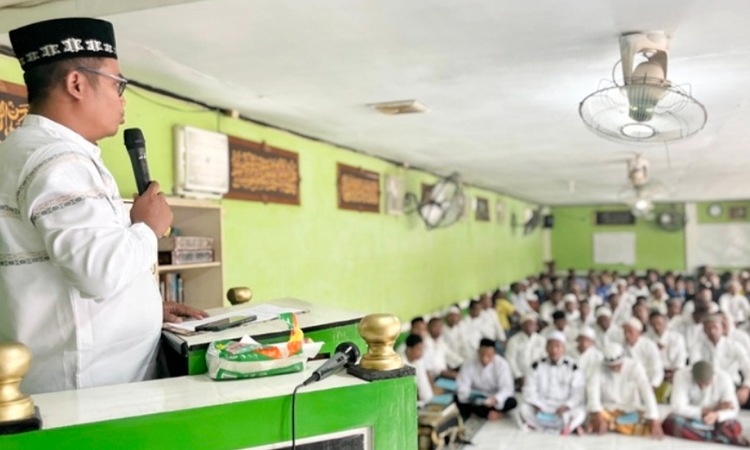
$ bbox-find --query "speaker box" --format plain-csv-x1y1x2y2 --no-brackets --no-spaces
543,214,554,228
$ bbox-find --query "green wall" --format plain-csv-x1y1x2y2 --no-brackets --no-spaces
550,204,686,272
1,55,543,321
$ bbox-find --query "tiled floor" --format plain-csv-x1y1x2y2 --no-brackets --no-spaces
462,410,750,450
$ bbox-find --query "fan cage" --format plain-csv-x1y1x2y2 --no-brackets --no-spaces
579,82,707,144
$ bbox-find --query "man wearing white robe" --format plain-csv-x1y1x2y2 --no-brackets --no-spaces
402,334,434,407
574,327,602,379
690,314,750,406
646,310,687,402
509,282,533,315
504,313,546,388
664,361,749,446
459,300,488,360
423,317,461,379
518,331,586,434
0,18,206,395
443,306,469,364
593,307,623,348
456,338,517,421
586,342,663,438
720,281,750,329
622,317,664,389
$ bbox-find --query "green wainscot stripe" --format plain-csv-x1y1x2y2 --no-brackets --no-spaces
188,323,366,375
0,377,417,450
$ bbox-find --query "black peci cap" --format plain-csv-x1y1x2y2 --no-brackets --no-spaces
10,17,117,71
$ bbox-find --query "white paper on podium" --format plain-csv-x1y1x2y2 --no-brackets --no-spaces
171,304,305,332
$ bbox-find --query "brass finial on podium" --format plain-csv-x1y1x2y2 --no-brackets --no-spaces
347,314,414,382
0,342,41,434
226,287,253,305
358,314,403,371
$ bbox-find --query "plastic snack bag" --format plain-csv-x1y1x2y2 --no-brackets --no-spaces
206,312,306,380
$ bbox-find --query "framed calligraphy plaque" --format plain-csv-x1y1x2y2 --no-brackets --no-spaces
475,197,490,221
0,81,28,142
337,163,380,213
225,136,300,205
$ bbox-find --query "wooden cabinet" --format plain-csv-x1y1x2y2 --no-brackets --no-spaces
158,197,225,309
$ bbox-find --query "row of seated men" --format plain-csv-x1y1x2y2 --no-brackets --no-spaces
400,269,750,446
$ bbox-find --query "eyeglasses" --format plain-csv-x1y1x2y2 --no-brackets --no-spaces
76,66,128,96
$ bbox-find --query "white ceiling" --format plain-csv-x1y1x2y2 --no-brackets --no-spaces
3,0,750,205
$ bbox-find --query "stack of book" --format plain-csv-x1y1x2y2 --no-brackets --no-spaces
158,236,214,265
159,273,184,303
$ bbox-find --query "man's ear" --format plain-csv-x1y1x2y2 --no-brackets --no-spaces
63,70,87,100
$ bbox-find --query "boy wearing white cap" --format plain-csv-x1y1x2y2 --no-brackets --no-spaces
504,313,546,389
518,331,586,435
586,342,663,438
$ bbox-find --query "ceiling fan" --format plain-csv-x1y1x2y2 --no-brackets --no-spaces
579,31,707,144
617,155,667,219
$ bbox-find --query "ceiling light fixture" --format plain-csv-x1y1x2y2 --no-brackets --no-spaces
369,99,429,115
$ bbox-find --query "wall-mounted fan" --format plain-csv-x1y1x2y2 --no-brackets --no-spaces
406,173,466,229
579,31,707,144
655,206,686,231
511,207,544,235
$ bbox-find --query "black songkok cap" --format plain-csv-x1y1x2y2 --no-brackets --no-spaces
9,17,117,71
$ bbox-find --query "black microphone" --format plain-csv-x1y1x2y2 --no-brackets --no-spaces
124,128,151,195
302,342,360,386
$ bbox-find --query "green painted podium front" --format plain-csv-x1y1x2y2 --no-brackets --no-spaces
0,360,417,450
161,298,367,375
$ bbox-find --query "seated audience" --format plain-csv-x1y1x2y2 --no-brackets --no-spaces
574,327,602,379
402,334,434,407
593,307,623,348
541,310,577,348
671,298,710,352
479,291,507,345
459,300,486,359
664,361,749,447
571,299,595,331
720,281,750,329
540,290,564,325
646,310,687,402
456,338,517,421
563,294,580,323
720,312,750,358
649,282,669,315
622,317,664,390
509,282,533,315
690,314,750,406
442,306,469,364
666,297,684,325
586,342,663,439
504,313,546,389
493,289,517,333
517,331,586,435
423,317,461,379
631,299,650,327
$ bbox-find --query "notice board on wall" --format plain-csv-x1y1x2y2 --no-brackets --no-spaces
593,232,636,265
